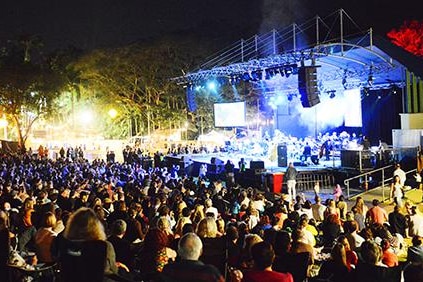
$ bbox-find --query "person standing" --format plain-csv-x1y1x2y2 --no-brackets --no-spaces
393,163,406,187
285,163,298,203
390,175,403,207
225,160,235,187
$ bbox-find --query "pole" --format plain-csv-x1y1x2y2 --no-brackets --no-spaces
241,39,244,62
347,181,350,199
316,16,320,45
340,9,344,55
382,169,385,201
272,29,276,55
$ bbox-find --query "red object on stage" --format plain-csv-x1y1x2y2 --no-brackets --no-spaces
272,173,284,194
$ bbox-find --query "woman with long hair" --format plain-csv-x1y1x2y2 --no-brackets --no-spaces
16,198,36,252
63,207,128,275
34,212,57,263
317,242,351,281
352,196,368,217
390,175,404,208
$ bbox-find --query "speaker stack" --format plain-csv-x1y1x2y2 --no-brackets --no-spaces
298,66,320,108
277,144,287,167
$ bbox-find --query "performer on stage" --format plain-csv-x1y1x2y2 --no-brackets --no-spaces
238,158,247,173
302,142,312,163
319,139,332,161
285,162,298,203
360,135,371,150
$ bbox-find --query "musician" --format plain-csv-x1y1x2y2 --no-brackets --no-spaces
302,142,312,163
319,139,332,161
360,135,371,150
238,158,247,173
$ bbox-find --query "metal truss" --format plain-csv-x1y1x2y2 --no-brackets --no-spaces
172,9,405,89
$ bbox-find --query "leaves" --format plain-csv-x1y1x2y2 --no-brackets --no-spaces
387,21,423,57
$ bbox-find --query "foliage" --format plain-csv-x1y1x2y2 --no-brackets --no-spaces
0,38,66,150
70,37,209,139
387,21,423,57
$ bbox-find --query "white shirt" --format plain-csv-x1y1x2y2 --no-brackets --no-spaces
205,206,218,220
393,168,406,186
409,213,423,237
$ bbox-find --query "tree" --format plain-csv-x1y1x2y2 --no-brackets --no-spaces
70,36,208,139
387,21,423,57
0,38,65,150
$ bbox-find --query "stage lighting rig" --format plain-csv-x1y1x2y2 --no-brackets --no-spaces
342,70,348,90
390,84,400,95
367,65,374,86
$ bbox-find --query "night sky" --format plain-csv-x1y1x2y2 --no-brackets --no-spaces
0,0,422,51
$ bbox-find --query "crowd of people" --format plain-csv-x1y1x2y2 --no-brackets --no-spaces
0,150,422,282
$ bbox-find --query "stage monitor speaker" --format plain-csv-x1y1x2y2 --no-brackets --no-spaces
298,66,320,108
277,144,287,167
250,161,265,170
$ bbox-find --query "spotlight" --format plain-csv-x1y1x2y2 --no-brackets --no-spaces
207,81,217,91
284,66,292,78
328,90,336,99
363,87,370,96
229,75,240,85
391,84,400,95
368,74,374,86
251,70,262,81
241,72,251,82
367,65,374,86
342,70,348,90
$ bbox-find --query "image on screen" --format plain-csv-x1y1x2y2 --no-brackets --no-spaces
343,88,362,127
214,101,246,127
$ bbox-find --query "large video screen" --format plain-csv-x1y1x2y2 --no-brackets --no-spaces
343,88,362,127
214,101,246,127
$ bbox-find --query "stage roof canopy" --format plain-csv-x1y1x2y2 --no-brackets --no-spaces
172,9,423,95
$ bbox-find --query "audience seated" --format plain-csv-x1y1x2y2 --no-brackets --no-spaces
161,232,224,282
0,149,416,282
58,208,127,282
108,219,133,269
242,241,293,282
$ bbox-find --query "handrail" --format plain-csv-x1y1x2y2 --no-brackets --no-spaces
380,168,417,202
344,164,393,199
344,164,417,201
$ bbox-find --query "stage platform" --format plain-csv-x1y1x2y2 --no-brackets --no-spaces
172,152,342,173
163,152,369,198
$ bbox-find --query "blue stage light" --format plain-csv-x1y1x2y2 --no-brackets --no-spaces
241,72,251,81
207,81,217,91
